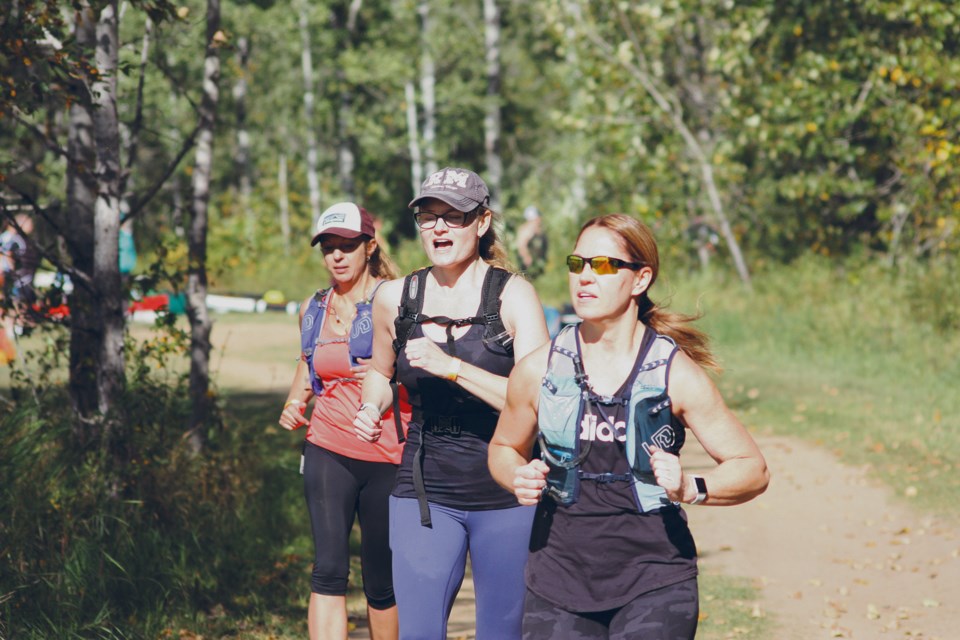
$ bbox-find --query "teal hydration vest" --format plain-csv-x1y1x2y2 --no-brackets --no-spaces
537,323,684,512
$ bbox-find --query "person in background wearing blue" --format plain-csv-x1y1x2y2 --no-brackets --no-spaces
353,168,550,639
279,202,409,640
489,214,769,640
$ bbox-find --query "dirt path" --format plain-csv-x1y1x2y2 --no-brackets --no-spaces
686,435,959,640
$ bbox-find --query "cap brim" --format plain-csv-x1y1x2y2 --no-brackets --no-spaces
310,228,365,246
409,191,482,212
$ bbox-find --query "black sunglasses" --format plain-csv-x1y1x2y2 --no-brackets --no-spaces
566,255,644,275
413,207,479,230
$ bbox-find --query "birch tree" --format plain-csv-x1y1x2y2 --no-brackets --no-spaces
185,0,222,452
482,0,502,210
418,0,437,176
297,0,323,223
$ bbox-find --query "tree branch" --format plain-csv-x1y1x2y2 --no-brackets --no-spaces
122,122,199,224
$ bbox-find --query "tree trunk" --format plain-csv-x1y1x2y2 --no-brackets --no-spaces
418,0,437,176
186,0,221,453
65,5,99,434
482,0,502,210
404,81,423,194
90,0,126,421
233,35,254,243
278,151,291,253
335,0,362,200
297,0,323,224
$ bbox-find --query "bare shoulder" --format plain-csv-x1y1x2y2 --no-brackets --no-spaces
515,339,552,381
373,277,405,309
667,348,724,416
502,272,539,301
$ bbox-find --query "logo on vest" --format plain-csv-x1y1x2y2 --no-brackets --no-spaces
640,425,676,456
579,413,627,443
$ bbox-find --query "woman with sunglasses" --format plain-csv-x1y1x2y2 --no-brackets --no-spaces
489,214,769,639
279,202,409,640
353,168,549,639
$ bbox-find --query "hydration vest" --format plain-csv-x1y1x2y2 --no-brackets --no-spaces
300,282,382,396
392,265,515,527
537,323,684,512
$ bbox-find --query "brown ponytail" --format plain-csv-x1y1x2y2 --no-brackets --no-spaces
479,207,514,272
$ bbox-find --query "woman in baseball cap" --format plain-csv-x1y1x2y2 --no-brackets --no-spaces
353,168,550,639
280,201,410,640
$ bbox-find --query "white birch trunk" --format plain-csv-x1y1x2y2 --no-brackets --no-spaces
233,35,254,243
91,1,125,419
186,0,221,452
418,0,437,176
278,152,291,252
298,0,323,224
405,81,423,194
483,0,502,210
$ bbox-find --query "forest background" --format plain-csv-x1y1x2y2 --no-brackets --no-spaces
1,0,958,637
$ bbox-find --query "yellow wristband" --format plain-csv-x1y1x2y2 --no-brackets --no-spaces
285,399,305,409
445,358,462,381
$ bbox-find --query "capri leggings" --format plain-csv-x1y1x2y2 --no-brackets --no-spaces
522,578,699,640
303,441,397,609
389,496,536,640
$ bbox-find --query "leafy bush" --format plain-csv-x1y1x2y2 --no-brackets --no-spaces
0,325,305,639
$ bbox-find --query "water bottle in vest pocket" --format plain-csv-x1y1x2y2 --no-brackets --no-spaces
538,373,586,506
349,300,375,366
630,392,679,481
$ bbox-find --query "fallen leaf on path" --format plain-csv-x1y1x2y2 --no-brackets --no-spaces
867,604,881,620
922,599,940,608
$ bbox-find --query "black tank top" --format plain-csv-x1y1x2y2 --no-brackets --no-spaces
525,350,698,611
393,321,517,510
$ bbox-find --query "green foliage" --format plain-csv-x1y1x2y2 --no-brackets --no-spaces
0,330,305,638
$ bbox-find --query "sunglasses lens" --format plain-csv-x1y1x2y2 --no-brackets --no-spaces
592,257,617,275
566,256,585,273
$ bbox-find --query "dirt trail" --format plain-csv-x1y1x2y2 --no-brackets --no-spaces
685,435,959,640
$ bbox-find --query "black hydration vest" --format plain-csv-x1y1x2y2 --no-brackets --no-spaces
391,265,515,526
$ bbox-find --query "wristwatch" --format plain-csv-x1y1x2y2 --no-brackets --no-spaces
690,476,708,505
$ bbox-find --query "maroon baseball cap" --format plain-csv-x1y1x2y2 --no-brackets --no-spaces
310,202,376,246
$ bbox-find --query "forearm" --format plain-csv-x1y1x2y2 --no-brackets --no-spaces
450,358,509,410
488,441,530,494
359,368,396,416
682,456,770,506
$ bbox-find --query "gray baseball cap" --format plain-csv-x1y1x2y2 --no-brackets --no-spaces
409,167,490,212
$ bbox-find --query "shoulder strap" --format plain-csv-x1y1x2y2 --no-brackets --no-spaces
479,266,514,356
392,267,430,355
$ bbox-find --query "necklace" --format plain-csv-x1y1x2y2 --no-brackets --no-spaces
328,292,357,329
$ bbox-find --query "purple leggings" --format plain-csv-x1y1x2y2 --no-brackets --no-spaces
389,496,535,640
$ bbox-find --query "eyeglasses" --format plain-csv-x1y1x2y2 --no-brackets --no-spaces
413,208,477,230
566,255,644,275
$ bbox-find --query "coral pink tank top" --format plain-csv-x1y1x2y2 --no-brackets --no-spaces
306,308,409,464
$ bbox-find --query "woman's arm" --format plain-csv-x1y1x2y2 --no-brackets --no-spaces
406,274,550,411
488,345,551,505
279,295,316,431
354,278,403,442
651,350,770,505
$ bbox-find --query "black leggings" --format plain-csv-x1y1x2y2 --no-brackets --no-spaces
522,578,699,640
303,441,397,609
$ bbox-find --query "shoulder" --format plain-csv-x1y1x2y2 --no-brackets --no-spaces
666,348,717,409
373,276,406,311
512,339,551,386
500,271,539,302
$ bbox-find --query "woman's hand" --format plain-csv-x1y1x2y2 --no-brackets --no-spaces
351,357,372,380
353,403,383,443
649,445,687,503
404,336,458,379
279,400,309,431
513,459,549,506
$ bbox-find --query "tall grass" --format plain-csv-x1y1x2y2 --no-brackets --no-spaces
663,255,960,514
0,334,307,638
